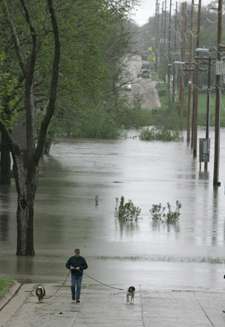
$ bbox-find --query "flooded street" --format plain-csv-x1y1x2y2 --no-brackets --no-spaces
1,129,225,290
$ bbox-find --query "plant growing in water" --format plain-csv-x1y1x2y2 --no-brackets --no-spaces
150,201,181,224
139,127,180,141
150,203,166,222
166,201,181,223
116,196,141,222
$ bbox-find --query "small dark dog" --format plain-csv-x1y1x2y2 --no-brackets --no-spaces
35,285,46,303
126,286,135,304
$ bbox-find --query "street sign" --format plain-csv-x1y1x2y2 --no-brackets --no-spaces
216,60,225,75
199,138,210,163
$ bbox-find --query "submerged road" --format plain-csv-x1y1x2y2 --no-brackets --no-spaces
121,54,161,109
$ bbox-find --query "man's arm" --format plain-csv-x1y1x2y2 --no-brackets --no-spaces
65,257,71,270
81,257,88,270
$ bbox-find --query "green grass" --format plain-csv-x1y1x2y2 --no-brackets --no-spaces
196,93,225,126
160,91,225,128
0,277,14,298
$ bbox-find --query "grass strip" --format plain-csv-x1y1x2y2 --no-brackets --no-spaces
0,277,14,299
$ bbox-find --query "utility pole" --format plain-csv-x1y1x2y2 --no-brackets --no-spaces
163,0,167,81
186,0,194,144
178,2,187,112
159,1,164,80
172,2,178,103
154,0,160,72
204,56,211,171
192,0,201,158
163,0,167,49
180,2,187,65
174,2,178,51
167,0,172,99
213,0,223,187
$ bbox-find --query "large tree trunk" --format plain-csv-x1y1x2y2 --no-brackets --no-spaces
16,187,35,256
14,154,36,256
0,129,11,185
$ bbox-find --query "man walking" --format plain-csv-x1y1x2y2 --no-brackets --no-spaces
66,248,88,303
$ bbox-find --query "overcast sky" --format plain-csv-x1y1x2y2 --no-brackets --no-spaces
131,0,213,26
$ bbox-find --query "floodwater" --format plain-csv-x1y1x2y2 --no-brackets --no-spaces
1,128,225,291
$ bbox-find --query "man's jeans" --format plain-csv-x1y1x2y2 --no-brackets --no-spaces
71,274,82,300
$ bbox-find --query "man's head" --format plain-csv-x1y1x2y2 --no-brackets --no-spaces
74,248,80,256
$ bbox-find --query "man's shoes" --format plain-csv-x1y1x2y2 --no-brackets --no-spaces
76,299,80,304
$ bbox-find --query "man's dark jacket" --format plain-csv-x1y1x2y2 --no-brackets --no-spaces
66,255,88,276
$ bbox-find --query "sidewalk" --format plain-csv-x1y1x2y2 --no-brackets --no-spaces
1,284,225,327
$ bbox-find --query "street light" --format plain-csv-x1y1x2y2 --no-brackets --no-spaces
213,0,223,187
192,0,202,158
172,61,185,104
173,61,185,65
195,48,209,56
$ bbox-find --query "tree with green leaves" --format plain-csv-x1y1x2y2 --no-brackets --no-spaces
0,0,60,256
51,0,138,139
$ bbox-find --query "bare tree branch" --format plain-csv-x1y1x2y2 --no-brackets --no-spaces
34,0,60,164
20,0,37,78
19,0,37,155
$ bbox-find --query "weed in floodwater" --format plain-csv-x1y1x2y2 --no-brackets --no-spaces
139,127,180,141
150,201,181,224
115,196,141,223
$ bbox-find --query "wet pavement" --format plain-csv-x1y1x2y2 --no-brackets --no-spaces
1,129,225,289
1,283,225,327
121,55,161,109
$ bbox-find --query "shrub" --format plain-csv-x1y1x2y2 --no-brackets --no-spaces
150,201,181,224
140,127,180,141
115,196,141,222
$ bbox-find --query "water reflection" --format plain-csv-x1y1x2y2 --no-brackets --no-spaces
166,223,180,234
211,191,218,246
0,186,11,242
152,221,180,237
36,156,71,246
115,219,139,239
16,256,34,282
198,170,209,180
0,214,9,242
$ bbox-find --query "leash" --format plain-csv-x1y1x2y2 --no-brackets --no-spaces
44,270,70,300
84,272,124,291
30,270,70,300
31,270,124,301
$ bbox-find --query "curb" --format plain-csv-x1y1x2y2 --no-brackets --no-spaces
0,281,22,312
